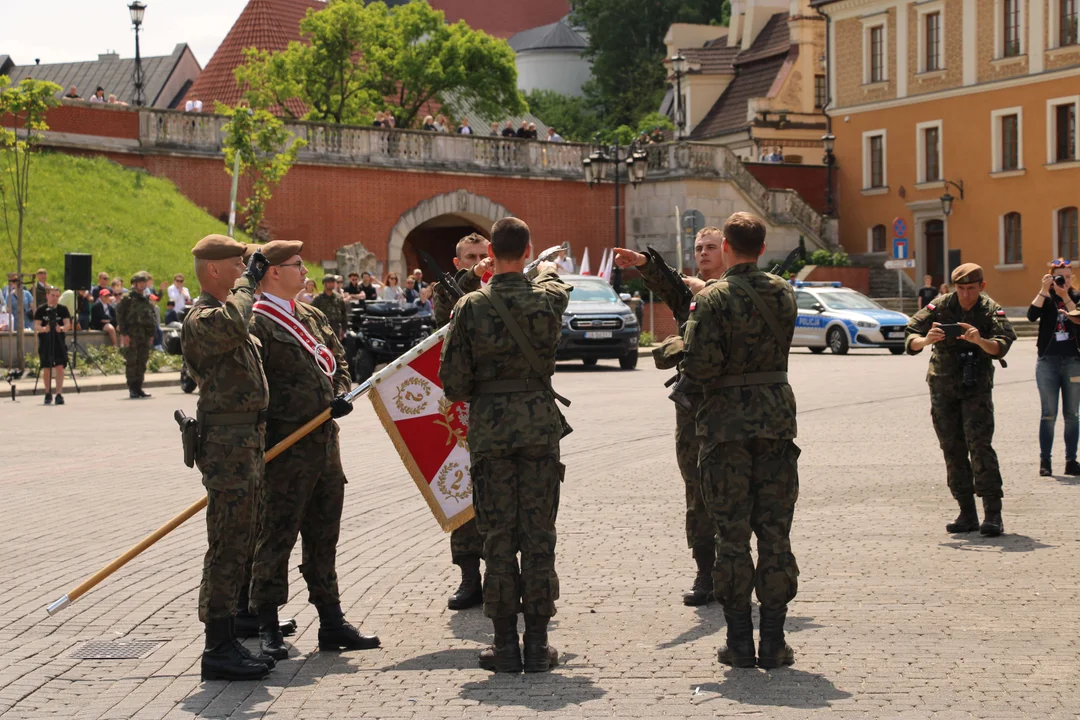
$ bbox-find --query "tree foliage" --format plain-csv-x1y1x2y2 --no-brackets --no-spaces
0,75,62,367
219,104,306,235
571,0,730,130
523,90,601,143
236,0,525,128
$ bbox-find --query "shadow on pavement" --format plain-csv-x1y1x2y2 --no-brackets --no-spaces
459,672,607,710
939,533,1054,552
448,606,491,644
180,681,275,717
1052,474,1080,486
555,364,627,373
692,668,852,708
379,647,479,672
657,606,724,649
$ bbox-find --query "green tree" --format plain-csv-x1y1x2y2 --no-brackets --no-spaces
219,104,306,236
0,76,61,368
571,0,730,130
237,0,525,128
523,89,601,142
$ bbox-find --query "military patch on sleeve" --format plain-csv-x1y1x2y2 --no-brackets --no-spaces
689,301,697,311
996,309,1007,316
927,303,935,311
449,310,454,319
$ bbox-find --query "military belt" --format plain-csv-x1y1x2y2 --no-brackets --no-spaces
196,409,268,426
707,371,789,389
473,378,548,394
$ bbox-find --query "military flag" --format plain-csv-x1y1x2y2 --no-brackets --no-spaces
367,327,474,532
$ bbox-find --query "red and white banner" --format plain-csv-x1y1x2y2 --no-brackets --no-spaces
367,327,474,532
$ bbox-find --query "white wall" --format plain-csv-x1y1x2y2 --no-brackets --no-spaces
516,50,592,98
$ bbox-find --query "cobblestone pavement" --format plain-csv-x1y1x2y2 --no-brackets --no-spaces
1,339,1078,719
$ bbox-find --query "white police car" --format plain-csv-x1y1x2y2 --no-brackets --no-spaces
793,281,911,355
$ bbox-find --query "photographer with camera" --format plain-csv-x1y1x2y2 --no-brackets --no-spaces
906,264,1017,537
33,285,72,405
1027,258,1080,477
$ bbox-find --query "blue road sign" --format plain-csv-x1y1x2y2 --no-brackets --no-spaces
893,238,908,260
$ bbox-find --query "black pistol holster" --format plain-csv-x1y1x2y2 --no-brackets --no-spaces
175,409,199,468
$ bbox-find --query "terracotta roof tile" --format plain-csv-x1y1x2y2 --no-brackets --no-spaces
689,53,788,140
387,0,571,38
679,43,740,75
734,12,791,65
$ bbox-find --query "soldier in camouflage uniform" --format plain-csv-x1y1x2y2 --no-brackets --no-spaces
440,218,571,674
682,213,800,670
432,232,488,610
311,274,349,339
905,263,1016,538
247,241,380,660
612,228,726,606
116,271,157,399
182,234,275,681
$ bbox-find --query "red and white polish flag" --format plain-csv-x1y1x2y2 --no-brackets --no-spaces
367,326,475,532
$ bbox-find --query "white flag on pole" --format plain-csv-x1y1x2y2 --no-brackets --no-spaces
580,247,591,275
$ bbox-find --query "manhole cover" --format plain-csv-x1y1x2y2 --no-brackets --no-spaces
70,640,164,660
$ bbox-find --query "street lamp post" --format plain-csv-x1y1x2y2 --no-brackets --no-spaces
821,132,836,216
670,54,689,138
129,1,147,107
583,136,649,292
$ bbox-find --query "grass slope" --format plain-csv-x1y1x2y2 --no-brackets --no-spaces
1,152,248,295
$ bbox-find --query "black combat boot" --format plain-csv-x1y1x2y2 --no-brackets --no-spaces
980,496,1004,537
1040,459,1053,477
522,614,559,673
128,383,140,400
1065,460,1080,476
946,495,980,533
258,606,289,661
228,617,275,670
757,605,796,669
135,382,151,398
200,617,269,682
235,590,296,638
683,544,715,606
447,556,483,610
717,607,756,667
479,616,523,673
316,603,380,651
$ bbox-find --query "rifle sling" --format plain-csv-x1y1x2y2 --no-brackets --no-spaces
478,286,570,407
724,275,787,352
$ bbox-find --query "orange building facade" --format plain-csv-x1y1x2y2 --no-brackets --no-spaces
816,0,1080,307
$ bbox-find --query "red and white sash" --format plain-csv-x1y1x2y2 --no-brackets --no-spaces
253,300,337,378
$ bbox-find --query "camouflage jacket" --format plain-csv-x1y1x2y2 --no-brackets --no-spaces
310,291,349,337
116,291,157,336
905,292,1016,392
682,262,798,443
181,277,269,448
251,300,350,442
638,255,697,326
432,268,483,328
439,269,571,453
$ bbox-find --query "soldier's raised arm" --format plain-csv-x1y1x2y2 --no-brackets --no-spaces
904,299,941,355
984,298,1017,359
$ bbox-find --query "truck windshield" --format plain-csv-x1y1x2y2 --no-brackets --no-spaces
569,281,620,303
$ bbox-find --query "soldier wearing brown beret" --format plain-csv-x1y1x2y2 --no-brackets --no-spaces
905,262,1017,537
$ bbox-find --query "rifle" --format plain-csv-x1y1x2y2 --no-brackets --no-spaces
524,243,569,275
645,246,694,326
419,249,464,302
768,245,804,277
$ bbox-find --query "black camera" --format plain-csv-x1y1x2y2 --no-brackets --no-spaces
1055,275,1067,287
959,350,979,388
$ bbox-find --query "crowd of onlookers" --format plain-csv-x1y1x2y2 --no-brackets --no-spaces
64,85,129,107
312,268,436,313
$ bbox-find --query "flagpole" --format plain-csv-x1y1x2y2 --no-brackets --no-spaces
45,380,372,617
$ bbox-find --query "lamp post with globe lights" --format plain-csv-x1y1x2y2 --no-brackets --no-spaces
129,1,147,107
582,136,649,292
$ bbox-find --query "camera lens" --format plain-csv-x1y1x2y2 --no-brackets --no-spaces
1056,275,1067,286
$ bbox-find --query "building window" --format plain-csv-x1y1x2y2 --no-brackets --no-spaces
814,75,826,109
1061,207,1080,260
1004,0,1022,57
870,26,885,82
872,225,887,253
1001,114,1019,170
1003,212,1023,264
870,135,884,187
1062,0,1079,47
1055,102,1077,162
924,127,940,181
925,12,942,71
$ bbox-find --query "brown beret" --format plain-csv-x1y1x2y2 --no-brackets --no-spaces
951,263,983,285
192,234,248,260
130,270,151,284
260,240,304,266
242,243,261,261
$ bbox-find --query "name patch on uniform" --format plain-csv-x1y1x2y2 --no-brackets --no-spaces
689,301,697,311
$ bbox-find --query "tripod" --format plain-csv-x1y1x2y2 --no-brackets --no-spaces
32,311,80,396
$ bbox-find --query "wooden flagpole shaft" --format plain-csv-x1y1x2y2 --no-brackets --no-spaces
46,382,370,616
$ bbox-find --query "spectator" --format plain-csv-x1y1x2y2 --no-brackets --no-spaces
167,273,192,313
34,268,49,309
434,114,449,132
545,127,564,142
184,94,203,112
64,86,81,100
1030,258,1080,476
2,273,34,331
380,273,405,303
938,282,949,295
411,268,426,290
360,271,379,300
107,93,127,106
75,289,92,330
527,122,539,139
342,272,363,300
490,122,500,136
458,118,473,135
89,86,106,103
502,121,516,138
423,114,436,131
555,249,574,274
403,276,420,303
296,278,316,304
917,275,939,309
34,285,72,405
90,289,119,345
110,277,125,298
516,121,529,139
386,115,396,129
164,300,180,325
374,111,386,128
416,284,434,313
92,271,110,300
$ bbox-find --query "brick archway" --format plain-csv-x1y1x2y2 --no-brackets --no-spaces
387,190,514,275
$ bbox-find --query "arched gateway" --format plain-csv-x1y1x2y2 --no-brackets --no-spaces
387,190,515,277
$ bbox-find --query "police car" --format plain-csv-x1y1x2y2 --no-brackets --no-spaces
793,281,910,355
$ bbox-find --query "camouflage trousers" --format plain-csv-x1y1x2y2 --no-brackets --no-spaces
450,519,484,565
471,444,562,619
676,401,714,549
197,440,263,623
930,385,1004,499
124,334,151,387
250,433,345,610
699,438,800,611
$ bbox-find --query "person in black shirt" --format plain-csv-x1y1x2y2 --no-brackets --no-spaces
34,286,72,405
359,272,379,300
342,272,363,301
917,274,939,309
1028,258,1080,476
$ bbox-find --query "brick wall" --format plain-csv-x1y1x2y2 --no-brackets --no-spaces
906,0,964,97
835,11,898,109
43,103,140,139
744,162,831,214
977,2,1029,82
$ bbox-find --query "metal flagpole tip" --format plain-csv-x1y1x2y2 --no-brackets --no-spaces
46,595,71,616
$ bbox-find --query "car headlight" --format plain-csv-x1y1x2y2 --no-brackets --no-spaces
562,314,572,328
855,320,878,329
621,313,638,327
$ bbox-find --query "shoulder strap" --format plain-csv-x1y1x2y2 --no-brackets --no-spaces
478,286,570,407
724,274,787,349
